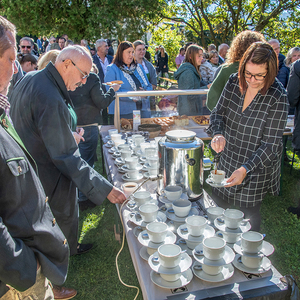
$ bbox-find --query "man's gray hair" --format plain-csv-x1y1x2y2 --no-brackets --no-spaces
218,43,229,52
0,16,16,57
268,39,280,45
56,45,91,63
20,36,33,45
95,38,107,50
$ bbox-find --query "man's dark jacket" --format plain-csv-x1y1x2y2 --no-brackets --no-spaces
9,63,113,255
0,112,68,296
277,53,289,88
287,59,300,150
92,54,113,91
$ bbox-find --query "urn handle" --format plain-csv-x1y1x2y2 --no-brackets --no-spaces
185,154,195,166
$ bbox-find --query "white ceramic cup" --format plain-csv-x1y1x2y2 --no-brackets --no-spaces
164,185,182,201
185,215,207,236
203,237,226,260
223,209,244,229
111,133,123,141
206,207,225,223
172,199,191,218
121,150,132,160
146,222,168,243
148,166,158,177
124,169,139,180
148,156,159,168
133,191,152,207
121,182,138,197
158,244,182,268
209,170,226,184
202,263,223,276
160,272,181,282
114,139,125,147
134,136,144,146
139,204,159,223
216,231,241,244
118,144,131,151
108,129,118,137
145,147,157,158
241,231,264,254
125,157,138,169
241,253,264,269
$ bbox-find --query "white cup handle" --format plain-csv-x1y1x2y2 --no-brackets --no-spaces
125,173,130,179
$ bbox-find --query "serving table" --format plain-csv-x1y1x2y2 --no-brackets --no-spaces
99,125,294,300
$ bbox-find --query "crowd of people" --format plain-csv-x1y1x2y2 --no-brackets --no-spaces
1,12,300,300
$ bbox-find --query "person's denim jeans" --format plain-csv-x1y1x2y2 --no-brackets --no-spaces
78,125,99,202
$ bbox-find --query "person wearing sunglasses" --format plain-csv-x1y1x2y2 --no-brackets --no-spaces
207,42,289,231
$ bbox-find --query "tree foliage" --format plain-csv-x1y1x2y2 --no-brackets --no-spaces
160,0,300,49
0,0,166,42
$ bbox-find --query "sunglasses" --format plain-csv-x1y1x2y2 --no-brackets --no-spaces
21,45,32,49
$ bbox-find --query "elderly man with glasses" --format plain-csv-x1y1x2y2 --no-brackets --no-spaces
9,46,126,263
19,36,38,58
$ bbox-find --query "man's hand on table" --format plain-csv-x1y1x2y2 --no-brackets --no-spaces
107,187,126,204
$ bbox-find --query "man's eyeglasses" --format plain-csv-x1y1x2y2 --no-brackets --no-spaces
63,59,89,79
244,71,267,81
21,45,31,49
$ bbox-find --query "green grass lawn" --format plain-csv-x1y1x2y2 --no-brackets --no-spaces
65,138,300,299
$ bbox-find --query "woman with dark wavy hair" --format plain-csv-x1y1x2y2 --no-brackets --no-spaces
207,42,289,231
206,30,265,111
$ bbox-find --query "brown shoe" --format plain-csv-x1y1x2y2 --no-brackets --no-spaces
52,285,77,300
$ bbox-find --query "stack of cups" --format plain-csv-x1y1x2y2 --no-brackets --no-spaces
148,244,193,283
145,148,159,177
238,231,266,269
123,157,141,180
145,222,169,256
214,209,249,245
194,236,234,278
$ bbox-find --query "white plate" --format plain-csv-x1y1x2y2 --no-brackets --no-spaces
128,211,166,227
117,166,126,173
192,262,234,283
176,239,194,256
177,224,215,242
126,198,159,211
232,254,271,274
148,252,192,274
158,193,188,205
104,135,111,140
115,157,125,165
122,174,144,182
137,230,177,248
104,143,113,148
166,207,199,223
214,216,251,233
206,177,230,188
233,240,275,257
108,149,115,154
150,269,193,289
193,244,235,266
122,164,143,171
133,226,144,238
139,246,150,261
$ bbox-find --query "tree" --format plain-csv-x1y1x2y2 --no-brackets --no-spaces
0,0,166,42
160,0,300,48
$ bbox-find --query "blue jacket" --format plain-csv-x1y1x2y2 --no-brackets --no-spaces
104,63,152,115
277,53,289,88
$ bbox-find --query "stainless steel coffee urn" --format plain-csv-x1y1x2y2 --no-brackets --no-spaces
158,130,204,200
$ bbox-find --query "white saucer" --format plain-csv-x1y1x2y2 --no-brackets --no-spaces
139,246,150,261
166,207,199,223
133,226,144,238
104,135,111,140
112,153,121,159
214,216,251,233
104,143,113,148
122,164,143,171
177,224,215,242
115,157,125,165
149,252,192,274
158,193,189,205
117,166,126,173
232,254,271,274
137,230,177,249
193,244,235,266
192,262,234,283
206,177,230,188
128,211,167,227
150,269,193,289
126,198,159,211
176,239,194,256
233,240,275,257
108,149,115,154
122,173,143,182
